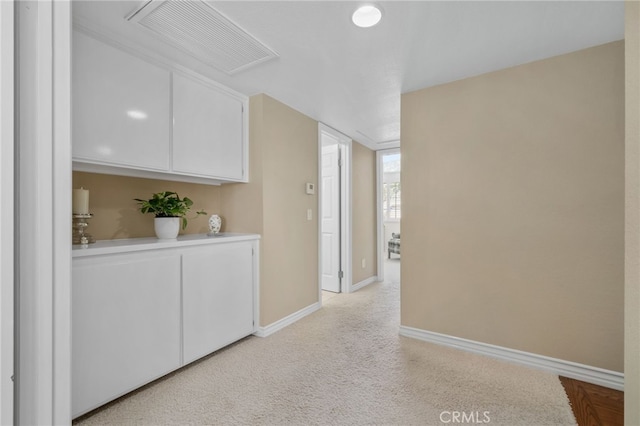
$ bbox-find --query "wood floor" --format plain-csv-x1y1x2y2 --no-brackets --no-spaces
560,376,624,426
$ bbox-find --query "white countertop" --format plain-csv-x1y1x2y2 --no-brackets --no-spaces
72,233,260,257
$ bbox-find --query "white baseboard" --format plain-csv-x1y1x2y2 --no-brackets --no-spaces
254,302,321,338
351,276,378,292
399,326,624,391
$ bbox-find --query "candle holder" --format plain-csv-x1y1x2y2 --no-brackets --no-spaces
72,214,96,245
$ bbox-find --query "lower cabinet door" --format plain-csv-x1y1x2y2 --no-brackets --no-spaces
72,252,182,417
182,242,254,364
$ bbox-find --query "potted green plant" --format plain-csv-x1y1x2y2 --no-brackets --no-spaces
134,191,207,239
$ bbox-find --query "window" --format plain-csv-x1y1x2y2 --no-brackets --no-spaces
382,153,401,221
383,182,401,220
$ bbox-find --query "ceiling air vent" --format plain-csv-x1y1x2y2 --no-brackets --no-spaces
126,0,278,75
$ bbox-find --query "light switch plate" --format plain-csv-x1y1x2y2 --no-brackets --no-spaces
305,182,315,195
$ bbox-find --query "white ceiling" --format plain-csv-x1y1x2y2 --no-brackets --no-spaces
72,0,624,150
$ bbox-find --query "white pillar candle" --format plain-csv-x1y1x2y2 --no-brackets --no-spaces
73,187,89,215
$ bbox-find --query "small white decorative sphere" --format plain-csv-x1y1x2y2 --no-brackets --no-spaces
208,214,222,235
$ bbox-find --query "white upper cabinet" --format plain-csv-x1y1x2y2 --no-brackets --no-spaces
173,74,245,181
72,31,171,171
72,30,248,184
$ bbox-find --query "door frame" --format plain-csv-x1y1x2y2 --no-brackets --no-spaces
15,1,72,423
318,123,352,299
376,148,401,282
0,1,14,423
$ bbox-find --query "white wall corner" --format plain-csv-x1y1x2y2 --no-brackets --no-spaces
254,302,321,338
399,326,624,391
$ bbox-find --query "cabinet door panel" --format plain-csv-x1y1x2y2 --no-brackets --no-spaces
182,242,254,364
72,31,171,170
173,74,244,180
72,253,181,417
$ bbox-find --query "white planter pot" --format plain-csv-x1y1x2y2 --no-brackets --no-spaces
154,217,180,240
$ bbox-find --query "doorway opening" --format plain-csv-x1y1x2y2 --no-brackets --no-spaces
377,149,401,283
318,123,352,299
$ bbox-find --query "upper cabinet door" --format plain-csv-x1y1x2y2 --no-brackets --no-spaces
72,32,171,171
172,73,245,181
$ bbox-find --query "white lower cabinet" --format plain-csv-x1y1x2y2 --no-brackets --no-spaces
182,242,254,363
72,252,182,417
72,235,258,418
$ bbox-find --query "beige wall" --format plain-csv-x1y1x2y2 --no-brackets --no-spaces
401,41,624,371
222,94,319,326
72,171,221,239
352,141,378,283
625,2,640,423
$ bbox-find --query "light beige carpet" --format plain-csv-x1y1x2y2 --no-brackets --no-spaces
76,269,576,425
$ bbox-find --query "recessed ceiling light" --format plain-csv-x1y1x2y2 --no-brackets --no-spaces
126,110,148,120
352,5,382,28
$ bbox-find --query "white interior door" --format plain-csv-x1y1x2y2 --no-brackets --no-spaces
321,143,341,292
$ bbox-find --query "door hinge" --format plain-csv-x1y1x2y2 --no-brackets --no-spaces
339,270,344,279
